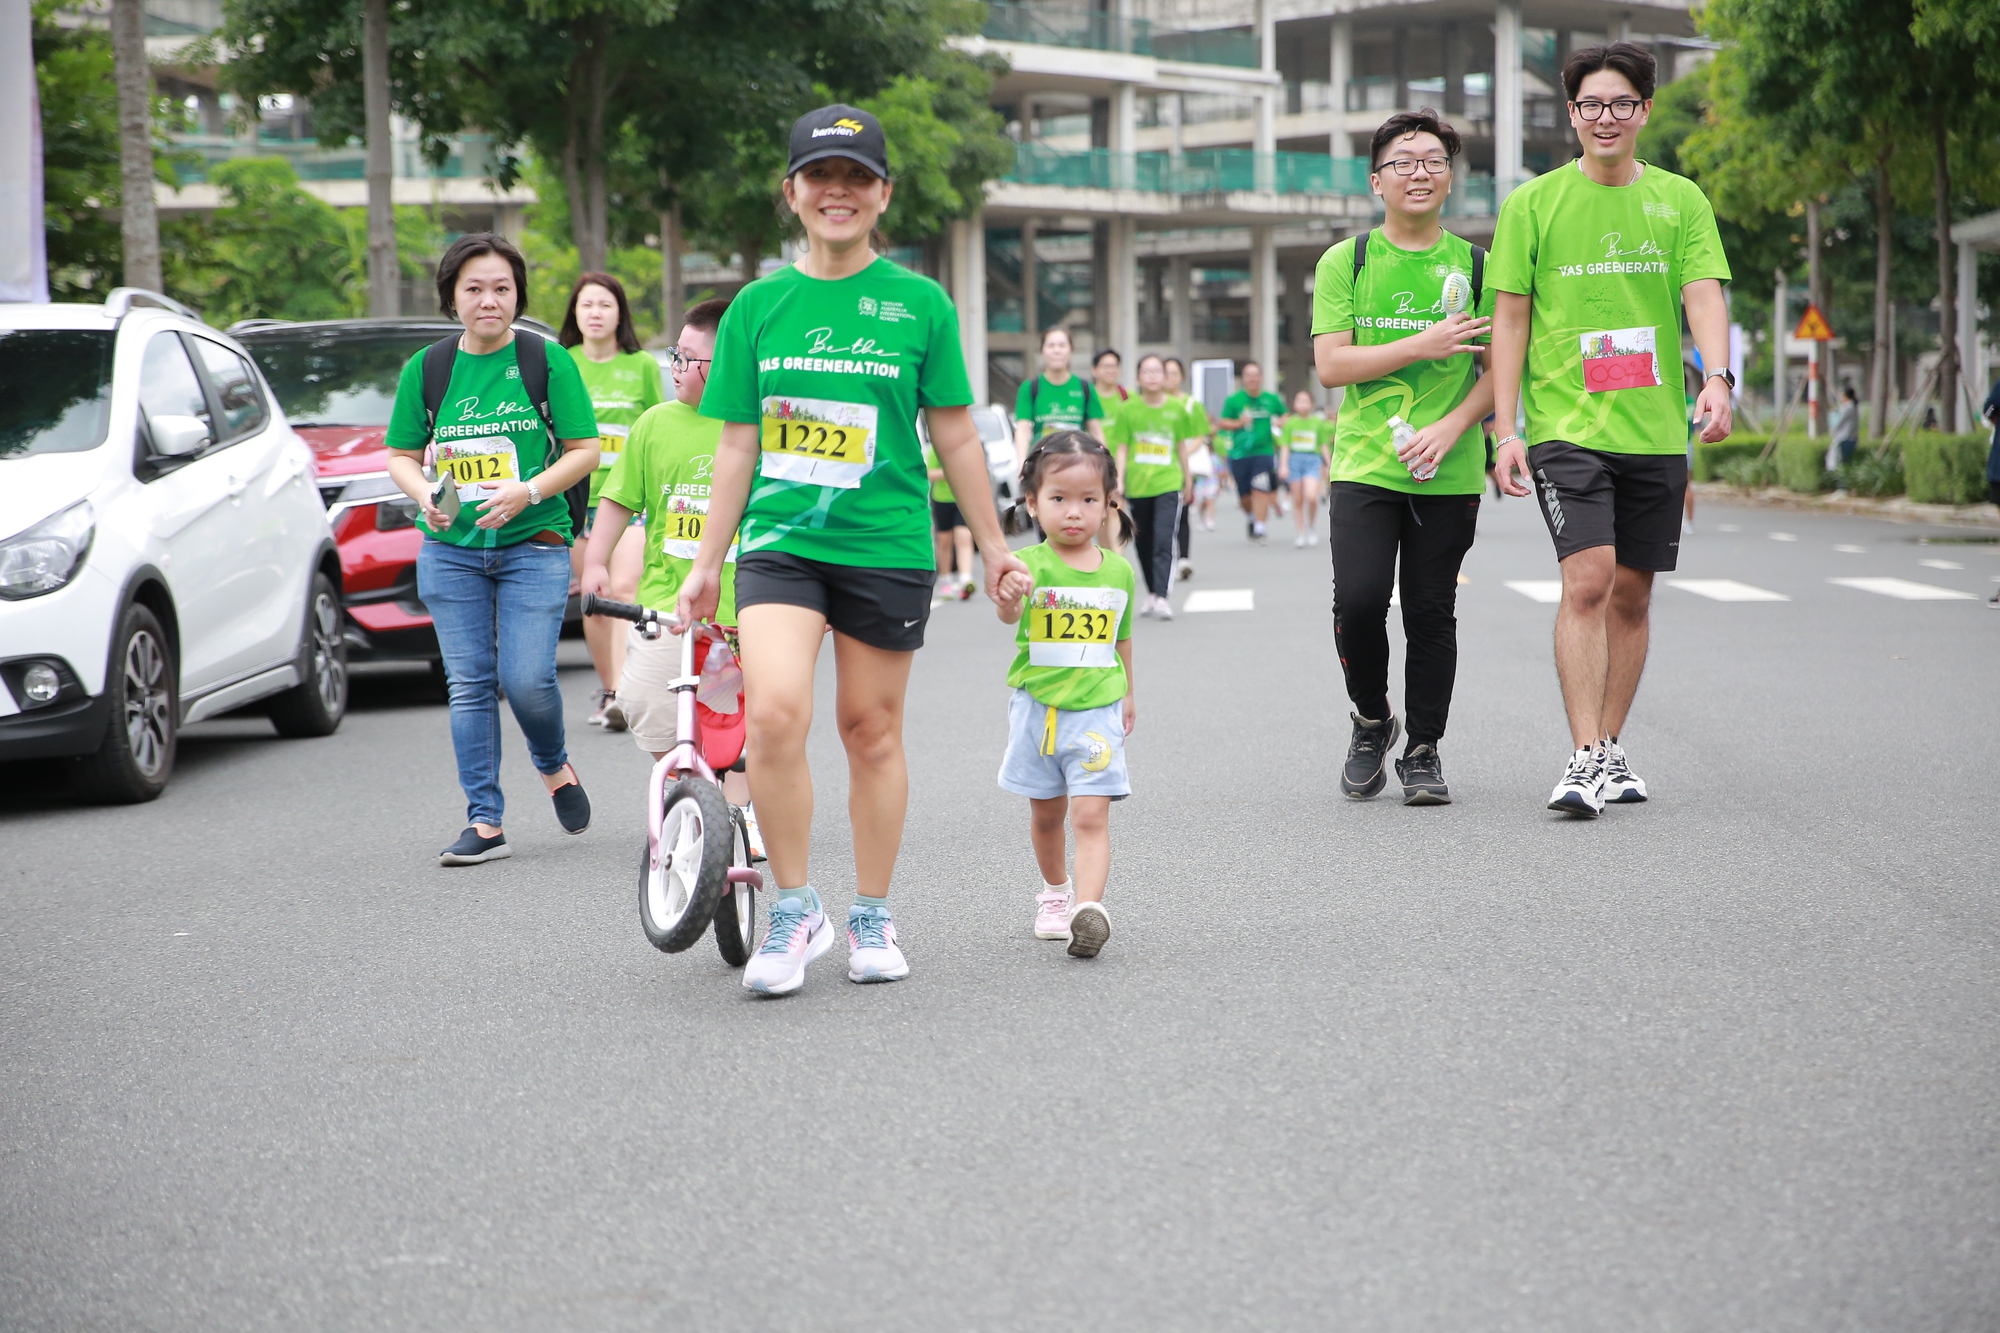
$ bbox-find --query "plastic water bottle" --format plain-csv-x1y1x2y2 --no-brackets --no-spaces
1390,414,1436,482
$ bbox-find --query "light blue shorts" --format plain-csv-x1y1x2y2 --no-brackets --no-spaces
997,688,1130,801
1287,452,1324,483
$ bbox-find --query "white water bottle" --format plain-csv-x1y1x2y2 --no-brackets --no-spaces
1390,414,1436,482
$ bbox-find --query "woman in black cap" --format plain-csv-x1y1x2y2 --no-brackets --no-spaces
676,104,1030,996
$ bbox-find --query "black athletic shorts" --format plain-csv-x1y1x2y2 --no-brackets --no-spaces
931,499,965,532
734,550,934,652
1230,453,1276,495
1527,439,1687,572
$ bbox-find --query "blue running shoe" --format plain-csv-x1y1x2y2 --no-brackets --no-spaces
742,896,832,996
846,902,909,983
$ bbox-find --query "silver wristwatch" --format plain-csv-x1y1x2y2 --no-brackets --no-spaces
527,481,543,506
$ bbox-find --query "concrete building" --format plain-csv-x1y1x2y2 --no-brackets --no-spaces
940,0,1707,406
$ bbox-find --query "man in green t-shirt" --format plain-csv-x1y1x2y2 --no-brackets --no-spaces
1012,326,1107,461
1217,363,1285,541
1487,42,1734,817
584,299,746,799
1312,109,1498,806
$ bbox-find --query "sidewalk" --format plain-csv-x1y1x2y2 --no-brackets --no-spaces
1691,483,2000,530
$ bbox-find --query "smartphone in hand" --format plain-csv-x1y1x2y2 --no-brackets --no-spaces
429,473,462,528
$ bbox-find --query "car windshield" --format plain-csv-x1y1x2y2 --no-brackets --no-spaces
0,329,117,459
240,329,442,427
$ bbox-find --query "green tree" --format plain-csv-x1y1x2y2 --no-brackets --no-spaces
168,157,361,324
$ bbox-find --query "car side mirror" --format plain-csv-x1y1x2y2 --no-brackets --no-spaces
150,414,212,457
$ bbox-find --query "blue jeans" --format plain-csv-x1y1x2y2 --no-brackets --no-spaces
417,537,571,828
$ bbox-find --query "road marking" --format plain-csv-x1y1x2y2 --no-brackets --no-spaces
1828,577,1976,601
1182,588,1254,613
1505,580,1565,603
1667,579,1790,602
1770,532,1798,542
1919,558,1965,570
1834,544,1867,553
1719,524,1741,532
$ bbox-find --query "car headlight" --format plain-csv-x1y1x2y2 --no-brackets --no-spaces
0,500,95,600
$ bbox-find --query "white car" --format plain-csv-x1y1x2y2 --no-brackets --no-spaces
0,290,347,802
917,403,1021,511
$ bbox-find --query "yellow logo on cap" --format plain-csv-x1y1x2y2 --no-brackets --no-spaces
833,117,864,133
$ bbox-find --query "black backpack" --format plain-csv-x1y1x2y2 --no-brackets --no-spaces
1352,229,1485,308
419,330,589,539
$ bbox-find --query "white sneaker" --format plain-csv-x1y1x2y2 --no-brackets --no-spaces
1067,901,1110,958
1601,741,1649,804
1152,595,1174,621
1294,534,1307,548
1175,557,1192,583
847,902,909,982
1547,747,1606,817
1034,882,1074,939
1137,600,1157,619
743,895,833,995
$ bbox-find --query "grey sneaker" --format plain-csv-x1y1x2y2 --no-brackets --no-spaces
1548,747,1606,817
1395,744,1451,805
1340,713,1401,799
1601,740,1648,804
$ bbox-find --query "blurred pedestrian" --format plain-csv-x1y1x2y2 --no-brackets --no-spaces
1014,326,1106,461
1092,347,1128,406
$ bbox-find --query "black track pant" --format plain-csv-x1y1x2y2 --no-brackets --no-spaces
1127,491,1181,598
1176,499,1191,559
1330,481,1480,748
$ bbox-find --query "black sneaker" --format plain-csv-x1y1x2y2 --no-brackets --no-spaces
1395,744,1451,805
1340,713,1401,799
440,827,511,866
549,763,591,834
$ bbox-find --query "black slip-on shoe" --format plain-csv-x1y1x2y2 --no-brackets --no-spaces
1340,713,1401,799
440,827,511,866
1396,744,1452,805
550,763,591,834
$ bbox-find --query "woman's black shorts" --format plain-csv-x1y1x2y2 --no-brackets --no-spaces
931,499,965,532
734,550,934,652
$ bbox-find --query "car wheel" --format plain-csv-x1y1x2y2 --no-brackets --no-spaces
71,603,177,804
269,572,349,738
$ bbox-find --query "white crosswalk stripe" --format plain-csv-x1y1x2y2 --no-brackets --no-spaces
1828,577,1976,601
1181,588,1255,613
1919,558,1964,570
1504,580,1564,603
1666,579,1790,602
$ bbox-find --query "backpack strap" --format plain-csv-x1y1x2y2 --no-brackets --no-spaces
419,335,459,443
509,331,587,540
1470,244,1486,309
1352,229,1370,281
1029,375,1040,414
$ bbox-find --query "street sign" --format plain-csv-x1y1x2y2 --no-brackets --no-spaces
1794,303,1835,341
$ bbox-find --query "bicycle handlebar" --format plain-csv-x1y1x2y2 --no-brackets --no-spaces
581,592,676,627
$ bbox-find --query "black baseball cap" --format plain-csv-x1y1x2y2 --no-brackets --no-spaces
787,104,892,180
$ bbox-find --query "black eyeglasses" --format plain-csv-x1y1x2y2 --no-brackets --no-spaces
1374,156,1452,177
667,348,711,372
1572,98,1645,121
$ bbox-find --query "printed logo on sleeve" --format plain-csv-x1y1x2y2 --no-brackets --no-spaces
1580,327,1661,393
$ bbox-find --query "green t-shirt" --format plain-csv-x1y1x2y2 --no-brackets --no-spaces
1487,159,1731,455
1006,540,1135,712
1280,415,1337,461
574,349,665,504
1311,230,1494,495
385,336,599,548
700,258,970,569
921,439,954,503
1013,373,1105,443
1104,394,1199,499
600,399,736,623
1221,390,1285,456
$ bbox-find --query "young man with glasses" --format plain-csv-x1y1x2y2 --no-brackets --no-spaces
1488,42,1734,816
1312,109,1494,803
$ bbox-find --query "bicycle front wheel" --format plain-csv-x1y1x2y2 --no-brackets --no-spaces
638,778,732,954
713,806,759,967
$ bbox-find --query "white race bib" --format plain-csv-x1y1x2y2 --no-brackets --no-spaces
597,422,630,467
1132,432,1175,469
659,493,737,563
1580,327,1662,393
1026,585,1128,669
435,435,520,503
759,395,878,489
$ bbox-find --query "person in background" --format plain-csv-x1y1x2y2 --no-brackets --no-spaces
1104,353,1199,619
1831,384,1860,467
1093,347,1129,407
561,272,666,731
925,432,976,602
383,233,601,866
1983,378,2000,605
1014,327,1105,462
1277,389,1333,547
1163,356,1208,580
1217,361,1285,542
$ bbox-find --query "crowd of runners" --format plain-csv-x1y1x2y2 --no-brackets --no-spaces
383,38,1733,993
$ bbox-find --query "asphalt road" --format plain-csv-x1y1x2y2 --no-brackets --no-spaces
4,493,1997,1331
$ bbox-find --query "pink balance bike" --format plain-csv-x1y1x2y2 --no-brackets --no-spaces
580,593,763,965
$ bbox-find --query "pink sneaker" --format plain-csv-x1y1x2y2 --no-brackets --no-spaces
1034,884,1074,940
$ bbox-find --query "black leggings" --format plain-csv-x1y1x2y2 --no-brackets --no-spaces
1127,491,1181,598
1330,481,1480,748
1176,498,1191,559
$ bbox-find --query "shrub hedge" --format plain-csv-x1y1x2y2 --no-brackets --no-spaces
1691,438,1764,481
1903,433,1991,505
1776,434,1833,493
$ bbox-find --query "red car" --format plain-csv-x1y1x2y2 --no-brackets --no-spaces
233,317,560,685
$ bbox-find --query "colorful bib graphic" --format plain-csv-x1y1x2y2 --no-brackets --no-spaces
1580,327,1661,393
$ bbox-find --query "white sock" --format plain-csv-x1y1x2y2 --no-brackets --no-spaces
1043,877,1073,897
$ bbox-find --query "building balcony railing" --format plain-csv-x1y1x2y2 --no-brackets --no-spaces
980,2,1257,68
1003,143,1373,195
166,133,499,185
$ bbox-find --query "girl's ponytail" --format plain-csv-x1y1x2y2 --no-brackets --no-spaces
1106,497,1135,547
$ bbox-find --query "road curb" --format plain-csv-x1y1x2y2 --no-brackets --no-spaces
1691,483,2000,530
